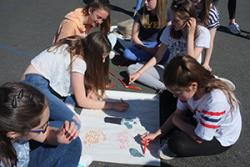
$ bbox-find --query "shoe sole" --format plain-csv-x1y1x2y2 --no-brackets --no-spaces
159,149,175,160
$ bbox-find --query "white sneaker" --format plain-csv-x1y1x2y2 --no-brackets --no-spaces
214,75,236,91
227,23,241,34
159,140,176,160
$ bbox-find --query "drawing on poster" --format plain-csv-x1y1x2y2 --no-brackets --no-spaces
116,131,131,149
129,148,144,157
84,129,106,146
122,118,139,129
79,90,160,166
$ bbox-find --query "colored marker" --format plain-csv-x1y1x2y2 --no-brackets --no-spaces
109,72,142,91
104,117,122,124
143,140,149,154
120,98,125,104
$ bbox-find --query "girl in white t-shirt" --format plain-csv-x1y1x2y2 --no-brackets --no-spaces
128,0,210,91
22,32,129,128
141,55,241,159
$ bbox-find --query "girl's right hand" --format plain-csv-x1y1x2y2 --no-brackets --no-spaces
140,132,158,144
186,17,196,35
57,121,79,144
110,101,129,112
129,72,141,84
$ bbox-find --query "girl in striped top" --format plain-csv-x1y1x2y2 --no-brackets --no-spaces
192,0,220,71
141,55,241,159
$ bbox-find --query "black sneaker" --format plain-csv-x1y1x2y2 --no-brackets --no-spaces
159,140,176,160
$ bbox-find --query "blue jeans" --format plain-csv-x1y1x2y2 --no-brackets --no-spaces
123,41,158,62
135,0,143,12
29,137,82,167
22,74,81,129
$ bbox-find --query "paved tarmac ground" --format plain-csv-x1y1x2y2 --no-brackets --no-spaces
0,0,250,167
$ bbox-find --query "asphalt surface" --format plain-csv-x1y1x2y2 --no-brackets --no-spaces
0,0,250,167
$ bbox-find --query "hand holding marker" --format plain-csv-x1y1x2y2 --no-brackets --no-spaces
143,140,149,155
109,72,142,90
142,132,149,155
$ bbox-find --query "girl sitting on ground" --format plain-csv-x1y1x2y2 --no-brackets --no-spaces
0,82,81,167
141,55,241,159
123,0,168,62
128,0,210,91
191,0,220,71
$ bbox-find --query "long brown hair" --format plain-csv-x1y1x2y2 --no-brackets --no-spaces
0,82,46,167
50,32,111,97
83,0,111,34
164,55,239,110
82,31,111,97
195,0,212,26
141,0,168,29
170,0,198,39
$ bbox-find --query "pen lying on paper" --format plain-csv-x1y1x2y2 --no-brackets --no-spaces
120,98,125,104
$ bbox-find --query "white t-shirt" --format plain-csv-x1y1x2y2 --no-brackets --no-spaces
160,25,210,64
177,89,242,147
31,44,86,97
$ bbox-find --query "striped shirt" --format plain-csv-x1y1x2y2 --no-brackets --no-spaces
207,5,220,29
177,89,241,147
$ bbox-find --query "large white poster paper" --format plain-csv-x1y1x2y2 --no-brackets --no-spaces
79,90,160,166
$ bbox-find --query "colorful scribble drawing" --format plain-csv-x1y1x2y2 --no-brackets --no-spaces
129,148,144,157
116,131,131,149
121,118,139,129
84,129,106,146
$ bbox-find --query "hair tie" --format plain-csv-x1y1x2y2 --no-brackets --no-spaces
12,95,18,108
17,89,23,99
29,95,35,105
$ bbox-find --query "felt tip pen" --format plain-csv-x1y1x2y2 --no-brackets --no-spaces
120,98,125,104
143,141,148,154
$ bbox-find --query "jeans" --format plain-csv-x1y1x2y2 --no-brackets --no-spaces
123,41,158,62
23,74,81,129
135,0,143,12
28,137,82,167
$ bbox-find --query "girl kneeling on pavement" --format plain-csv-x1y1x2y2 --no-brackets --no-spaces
22,32,129,129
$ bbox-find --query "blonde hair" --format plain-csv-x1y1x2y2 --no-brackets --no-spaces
164,55,239,110
141,0,168,29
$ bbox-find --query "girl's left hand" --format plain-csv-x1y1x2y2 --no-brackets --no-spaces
186,17,196,35
57,121,79,144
